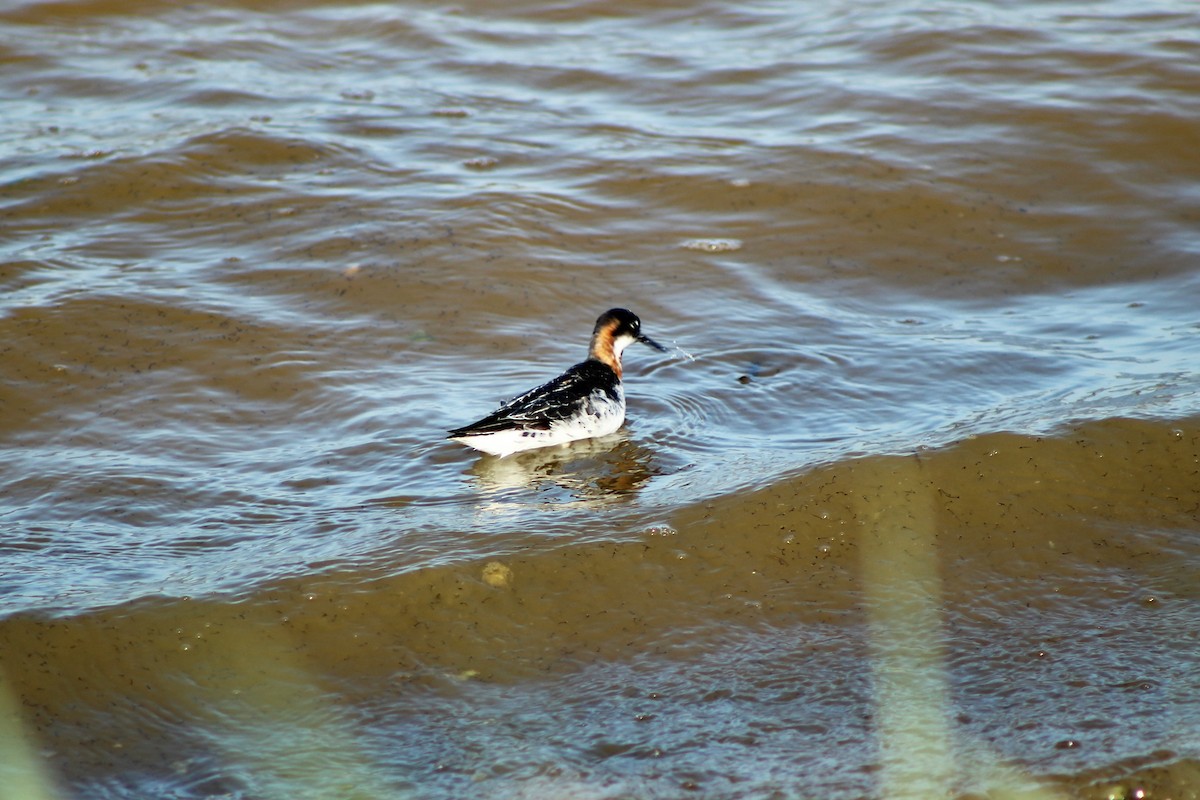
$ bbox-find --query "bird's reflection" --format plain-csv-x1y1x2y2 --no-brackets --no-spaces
465,430,659,509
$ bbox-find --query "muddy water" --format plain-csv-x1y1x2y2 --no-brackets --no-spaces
2,0,1199,798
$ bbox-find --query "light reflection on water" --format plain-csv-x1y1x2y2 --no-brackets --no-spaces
1,0,1199,797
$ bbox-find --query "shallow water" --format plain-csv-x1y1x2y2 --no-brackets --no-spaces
2,0,1199,798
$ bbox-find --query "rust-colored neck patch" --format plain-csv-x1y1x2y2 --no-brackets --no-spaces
588,318,623,378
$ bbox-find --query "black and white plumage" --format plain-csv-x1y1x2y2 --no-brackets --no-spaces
447,308,666,457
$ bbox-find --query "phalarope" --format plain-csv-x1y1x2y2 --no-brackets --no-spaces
447,308,667,457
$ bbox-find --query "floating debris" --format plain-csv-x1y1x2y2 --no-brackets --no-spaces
463,156,499,170
481,561,513,588
681,238,742,253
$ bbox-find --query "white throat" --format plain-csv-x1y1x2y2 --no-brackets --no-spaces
611,333,638,361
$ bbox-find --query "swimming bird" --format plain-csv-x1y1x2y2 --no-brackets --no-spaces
447,308,667,457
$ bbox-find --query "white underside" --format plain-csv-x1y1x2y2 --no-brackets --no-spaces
452,391,625,458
